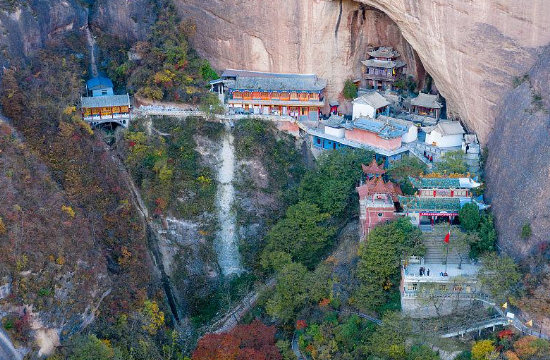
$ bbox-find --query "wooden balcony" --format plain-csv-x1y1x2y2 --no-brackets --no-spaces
228,98,325,107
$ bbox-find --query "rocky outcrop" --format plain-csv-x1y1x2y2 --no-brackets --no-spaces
90,0,157,42
174,0,550,143
0,0,87,69
486,45,550,259
175,0,424,112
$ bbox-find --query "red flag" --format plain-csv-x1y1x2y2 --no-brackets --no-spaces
444,230,450,243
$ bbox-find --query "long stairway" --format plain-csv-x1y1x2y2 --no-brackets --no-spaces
422,226,470,265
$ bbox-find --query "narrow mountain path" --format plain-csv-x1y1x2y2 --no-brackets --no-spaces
0,328,22,360
84,19,98,77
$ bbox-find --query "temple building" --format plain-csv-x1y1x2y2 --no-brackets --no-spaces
362,47,406,91
401,242,484,318
352,91,390,119
423,120,465,148
309,115,417,166
86,76,114,97
81,76,131,128
410,93,443,119
215,69,327,120
357,160,402,237
399,174,483,227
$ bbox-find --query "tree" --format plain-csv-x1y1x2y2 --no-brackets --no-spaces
354,218,423,311
450,231,477,269
199,93,225,119
417,276,468,317
387,157,427,195
437,151,467,174
407,345,440,360
521,222,532,239
298,148,373,218
367,312,412,360
459,203,480,231
471,214,496,259
0,68,24,120
193,320,282,360
518,275,550,321
69,335,123,360
262,202,335,269
266,262,309,321
140,300,165,335
471,340,495,360
0,217,6,235
343,80,358,100
478,253,521,301
513,336,550,359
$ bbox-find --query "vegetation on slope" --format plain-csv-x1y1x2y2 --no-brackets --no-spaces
94,2,218,104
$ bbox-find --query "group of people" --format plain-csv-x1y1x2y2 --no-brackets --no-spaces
418,267,449,277
423,151,434,162
418,267,430,276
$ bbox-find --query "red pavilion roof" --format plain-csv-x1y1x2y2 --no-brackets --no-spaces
356,176,402,201
361,158,386,176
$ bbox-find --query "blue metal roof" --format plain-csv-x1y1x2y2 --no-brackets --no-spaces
348,117,407,139
87,76,113,91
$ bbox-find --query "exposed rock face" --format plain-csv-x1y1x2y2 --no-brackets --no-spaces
175,0,424,112
0,0,87,68
90,0,157,42
174,0,550,142
486,45,550,259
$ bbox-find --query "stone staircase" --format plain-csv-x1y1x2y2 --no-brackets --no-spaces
404,143,433,168
422,227,470,265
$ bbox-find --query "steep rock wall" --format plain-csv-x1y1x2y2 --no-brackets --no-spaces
174,0,423,112
0,0,87,68
90,0,157,42
486,45,550,259
174,0,550,142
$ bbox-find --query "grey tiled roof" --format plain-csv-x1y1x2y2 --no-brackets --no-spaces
362,59,406,69
345,117,407,139
368,47,400,58
353,91,390,109
411,93,442,109
322,115,345,128
81,94,130,108
423,121,465,136
225,71,327,92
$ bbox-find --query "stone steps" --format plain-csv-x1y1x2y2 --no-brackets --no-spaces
421,227,470,265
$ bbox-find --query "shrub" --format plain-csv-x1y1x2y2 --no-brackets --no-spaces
437,150,467,174
459,203,480,231
343,79,358,100
471,340,495,360
521,222,532,239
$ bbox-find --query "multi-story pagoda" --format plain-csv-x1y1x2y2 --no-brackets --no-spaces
362,47,406,91
356,159,402,238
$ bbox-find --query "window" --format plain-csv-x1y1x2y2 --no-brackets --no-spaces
407,283,418,291
438,284,448,291
317,138,321,144
378,213,383,217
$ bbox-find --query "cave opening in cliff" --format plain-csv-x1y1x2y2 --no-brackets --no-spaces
350,4,434,95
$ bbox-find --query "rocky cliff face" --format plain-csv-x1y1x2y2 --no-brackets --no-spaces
486,45,550,259
90,0,156,42
174,0,550,142
175,0,425,112
0,0,87,68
